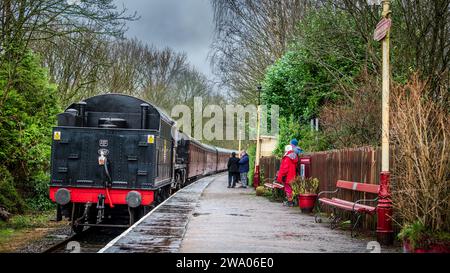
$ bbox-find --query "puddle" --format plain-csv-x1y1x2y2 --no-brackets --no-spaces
227,213,250,217
192,212,211,217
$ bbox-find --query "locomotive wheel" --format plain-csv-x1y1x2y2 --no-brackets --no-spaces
155,190,163,205
163,185,171,200
136,206,151,219
175,173,182,191
155,185,171,205
175,173,183,191
129,206,151,225
129,207,136,226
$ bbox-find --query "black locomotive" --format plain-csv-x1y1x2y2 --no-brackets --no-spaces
49,94,235,232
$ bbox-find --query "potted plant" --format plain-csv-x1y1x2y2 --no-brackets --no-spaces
398,221,450,253
292,176,319,213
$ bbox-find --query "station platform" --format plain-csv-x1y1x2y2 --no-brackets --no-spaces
100,174,379,253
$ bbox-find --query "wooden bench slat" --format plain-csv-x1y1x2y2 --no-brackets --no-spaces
264,183,284,189
331,198,376,213
336,180,379,194
319,198,376,214
319,198,354,211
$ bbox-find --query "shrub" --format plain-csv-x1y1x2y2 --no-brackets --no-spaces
255,186,266,196
291,176,319,198
398,221,450,250
0,51,59,213
273,116,329,158
320,72,381,149
391,75,449,238
26,171,54,211
0,165,26,214
247,144,256,185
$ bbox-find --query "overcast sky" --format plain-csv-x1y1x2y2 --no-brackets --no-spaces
114,0,215,79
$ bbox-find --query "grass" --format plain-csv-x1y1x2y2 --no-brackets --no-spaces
0,228,15,243
0,211,55,230
0,210,62,251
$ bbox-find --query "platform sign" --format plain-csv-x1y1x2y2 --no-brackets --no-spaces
373,18,392,41
299,157,311,179
300,164,306,178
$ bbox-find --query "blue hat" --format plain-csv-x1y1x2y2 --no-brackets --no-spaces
290,139,299,146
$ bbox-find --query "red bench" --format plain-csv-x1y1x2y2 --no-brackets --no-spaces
314,180,379,237
263,172,284,190
263,181,284,190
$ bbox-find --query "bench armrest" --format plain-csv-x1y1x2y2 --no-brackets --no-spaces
352,197,379,212
317,188,339,198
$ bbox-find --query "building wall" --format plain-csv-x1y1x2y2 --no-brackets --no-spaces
260,135,277,157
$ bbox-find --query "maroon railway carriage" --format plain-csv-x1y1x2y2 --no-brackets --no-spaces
203,143,219,175
176,134,236,181
216,147,232,172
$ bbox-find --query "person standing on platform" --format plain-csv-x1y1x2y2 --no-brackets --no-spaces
238,150,250,188
290,138,303,155
227,152,240,188
276,141,299,207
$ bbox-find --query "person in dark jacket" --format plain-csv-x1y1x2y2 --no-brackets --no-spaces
238,150,250,188
227,152,240,188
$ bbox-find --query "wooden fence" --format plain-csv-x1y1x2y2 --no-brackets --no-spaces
259,146,386,230
260,156,281,183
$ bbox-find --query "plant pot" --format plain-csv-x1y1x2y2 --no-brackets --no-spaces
403,240,450,253
298,194,317,213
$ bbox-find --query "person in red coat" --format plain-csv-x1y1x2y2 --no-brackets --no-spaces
276,144,299,207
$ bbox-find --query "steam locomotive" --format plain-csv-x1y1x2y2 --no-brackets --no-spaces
49,94,235,233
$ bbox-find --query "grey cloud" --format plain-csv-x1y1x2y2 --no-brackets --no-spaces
115,0,214,78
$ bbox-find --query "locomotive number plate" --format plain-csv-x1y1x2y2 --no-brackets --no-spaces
99,139,108,147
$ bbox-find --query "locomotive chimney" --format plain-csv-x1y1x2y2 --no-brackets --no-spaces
140,103,150,129
77,101,87,127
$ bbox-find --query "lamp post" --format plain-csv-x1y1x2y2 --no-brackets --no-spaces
253,85,262,188
376,0,394,245
238,128,241,153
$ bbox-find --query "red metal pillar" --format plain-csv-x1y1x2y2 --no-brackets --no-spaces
253,165,260,188
377,171,394,245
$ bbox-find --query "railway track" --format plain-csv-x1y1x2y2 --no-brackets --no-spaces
42,174,217,253
43,226,125,253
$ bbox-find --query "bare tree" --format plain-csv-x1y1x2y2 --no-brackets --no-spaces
338,0,450,93
139,46,188,107
173,67,211,105
0,0,136,102
210,0,320,103
32,31,110,103
99,38,189,109
0,0,135,51
391,75,450,231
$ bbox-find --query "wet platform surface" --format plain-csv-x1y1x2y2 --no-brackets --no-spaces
180,174,375,253
99,175,215,253
101,174,400,253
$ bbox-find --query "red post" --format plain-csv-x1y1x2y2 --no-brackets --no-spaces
253,165,260,188
377,171,394,245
